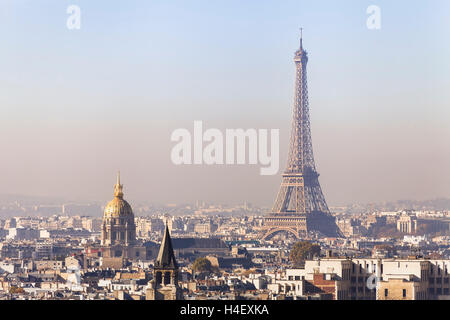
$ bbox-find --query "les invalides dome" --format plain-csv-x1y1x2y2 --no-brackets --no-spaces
101,172,136,246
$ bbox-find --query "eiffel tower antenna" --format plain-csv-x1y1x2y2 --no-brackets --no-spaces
300,27,303,49
262,32,342,240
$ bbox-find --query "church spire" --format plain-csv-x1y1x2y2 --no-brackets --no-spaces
155,223,178,269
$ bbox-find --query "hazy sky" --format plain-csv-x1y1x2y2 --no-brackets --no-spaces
0,0,449,206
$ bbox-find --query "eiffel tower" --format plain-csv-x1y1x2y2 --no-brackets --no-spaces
262,31,342,240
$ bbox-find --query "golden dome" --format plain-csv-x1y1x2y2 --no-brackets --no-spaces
104,197,133,218
103,172,134,218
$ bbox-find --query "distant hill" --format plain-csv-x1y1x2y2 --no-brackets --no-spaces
0,194,67,205
0,194,103,218
342,198,450,214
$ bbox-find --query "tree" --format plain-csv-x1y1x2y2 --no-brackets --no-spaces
289,241,321,266
192,257,213,273
9,286,25,294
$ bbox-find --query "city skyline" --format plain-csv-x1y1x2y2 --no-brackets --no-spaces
1,1,449,207
2,0,450,305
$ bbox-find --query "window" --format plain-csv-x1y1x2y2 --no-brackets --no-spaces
344,269,350,280
385,289,388,297
403,289,406,298
164,272,171,285
155,271,162,284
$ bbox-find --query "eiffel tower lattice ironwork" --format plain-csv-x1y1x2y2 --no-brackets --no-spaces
262,31,342,240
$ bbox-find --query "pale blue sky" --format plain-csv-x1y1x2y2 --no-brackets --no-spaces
0,1,449,206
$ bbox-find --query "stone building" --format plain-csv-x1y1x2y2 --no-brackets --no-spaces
271,257,450,300
377,277,425,300
172,238,230,262
397,214,417,234
194,222,218,234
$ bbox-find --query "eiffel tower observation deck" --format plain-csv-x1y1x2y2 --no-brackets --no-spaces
262,31,342,240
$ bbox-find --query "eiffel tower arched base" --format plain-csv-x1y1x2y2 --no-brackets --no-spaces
261,214,307,240
261,227,304,241
262,211,342,240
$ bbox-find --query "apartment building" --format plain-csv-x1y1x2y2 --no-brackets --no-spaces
272,258,450,300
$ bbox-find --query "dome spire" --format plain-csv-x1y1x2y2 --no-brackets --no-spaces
114,171,124,198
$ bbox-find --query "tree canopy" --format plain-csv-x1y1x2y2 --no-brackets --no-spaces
9,286,25,294
192,257,213,273
289,241,321,266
